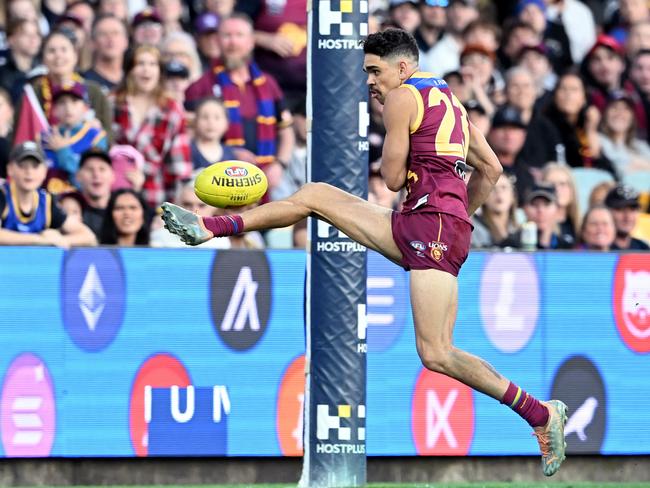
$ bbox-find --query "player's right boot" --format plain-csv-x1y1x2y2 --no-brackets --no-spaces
533,399,568,476
160,202,214,246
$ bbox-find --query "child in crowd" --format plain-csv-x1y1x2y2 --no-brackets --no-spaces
190,97,237,169
43,81,108,193
0,141,96,247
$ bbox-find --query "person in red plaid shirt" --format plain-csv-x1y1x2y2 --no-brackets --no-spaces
112,44,192,209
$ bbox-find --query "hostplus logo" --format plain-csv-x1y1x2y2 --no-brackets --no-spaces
318,0,368,50
316,403,365,454
316,221,365,253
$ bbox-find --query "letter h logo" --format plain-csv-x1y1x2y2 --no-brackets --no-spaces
316,404,366,441
319,0,368,36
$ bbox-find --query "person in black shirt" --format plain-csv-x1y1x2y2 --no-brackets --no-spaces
605,184,650,250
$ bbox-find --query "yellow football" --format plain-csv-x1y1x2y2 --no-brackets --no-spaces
194,161,268,208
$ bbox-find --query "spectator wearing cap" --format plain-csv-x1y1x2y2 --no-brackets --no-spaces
487,105,534,199
42,80,108,193
544,70,617,177
160,31,202,82
583,35,647,140
75,149,114,238
515,0,572,74
545,0,597,64
132,7,164,47
608,0,650,46
459,43,503,116
236,0,307,108
516,43,557,97
415,0,447,55
153,0,189,35
13,28,113,145
0,142,97,247
56,13,86,59
598,91,650,180
578,205,617,251
113,45,192,209
194,12,221,70
84,14,129,93
388,0,421,33
0,19,42,96
185,13,294,195
504,67,563,169
605,184,650,250
501,183,573,250
420,0,479,76
163,60,192,107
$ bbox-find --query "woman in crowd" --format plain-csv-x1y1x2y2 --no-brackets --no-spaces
472,173,520,248
544,69,617,177
15,28,112,139
598,92,650,181
578,205,616,251
541,162,581,246
190,97,237,170
112,44,192,209
99,188,150,246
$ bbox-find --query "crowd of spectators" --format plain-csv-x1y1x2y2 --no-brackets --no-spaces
0,0,648,251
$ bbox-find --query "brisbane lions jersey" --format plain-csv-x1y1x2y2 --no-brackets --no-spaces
400,73,471,224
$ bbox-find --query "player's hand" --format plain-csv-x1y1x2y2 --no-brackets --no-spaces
40,229,71,249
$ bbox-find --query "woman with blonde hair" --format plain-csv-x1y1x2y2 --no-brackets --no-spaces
160,31,202,83
471,173,519,248
541,162,581,246
112,44,192,209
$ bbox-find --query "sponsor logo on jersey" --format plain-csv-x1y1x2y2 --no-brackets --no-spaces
428,241,448,262
551,356,606,453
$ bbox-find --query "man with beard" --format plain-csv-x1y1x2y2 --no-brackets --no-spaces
605,184,650,250
185,13,294,193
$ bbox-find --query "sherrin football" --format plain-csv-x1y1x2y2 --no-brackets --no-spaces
194,160,268,208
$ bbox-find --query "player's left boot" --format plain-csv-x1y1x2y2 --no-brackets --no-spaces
160,202,214,246
533,400,568,476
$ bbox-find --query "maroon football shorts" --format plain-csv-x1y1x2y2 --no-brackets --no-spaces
390,209,472,276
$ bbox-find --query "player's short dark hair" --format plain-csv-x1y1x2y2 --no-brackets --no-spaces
362,28,419,63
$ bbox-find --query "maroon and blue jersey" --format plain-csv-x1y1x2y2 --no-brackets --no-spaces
400,72,470,223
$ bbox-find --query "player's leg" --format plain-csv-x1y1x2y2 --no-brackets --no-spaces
410,268,567,476
161,182,403,263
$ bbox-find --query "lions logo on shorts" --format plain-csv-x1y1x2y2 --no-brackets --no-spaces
428,241,448,262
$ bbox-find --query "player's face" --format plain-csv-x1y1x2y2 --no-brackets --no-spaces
363,54,403,105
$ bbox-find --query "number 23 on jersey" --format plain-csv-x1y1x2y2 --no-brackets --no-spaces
427,88,470,160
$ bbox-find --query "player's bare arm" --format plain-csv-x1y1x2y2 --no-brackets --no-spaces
465,121,503,216
380,87,415,191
